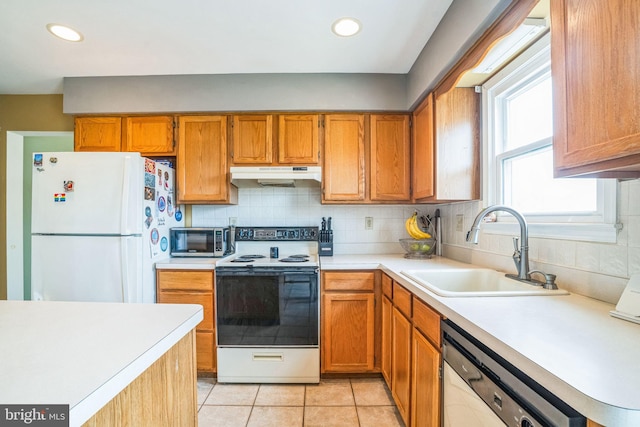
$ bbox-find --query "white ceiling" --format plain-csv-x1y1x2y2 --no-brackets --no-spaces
0,0,453,95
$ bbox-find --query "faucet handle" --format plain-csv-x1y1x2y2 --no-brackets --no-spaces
512,237,519,252
529,270,558,290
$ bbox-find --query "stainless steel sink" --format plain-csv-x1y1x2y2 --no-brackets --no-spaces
400,268,569,297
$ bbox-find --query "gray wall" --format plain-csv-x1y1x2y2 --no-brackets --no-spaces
63,0,510,114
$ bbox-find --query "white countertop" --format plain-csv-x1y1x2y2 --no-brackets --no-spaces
155,257,219,269
0,301,203,426
154,253,640,424
321,254,640,426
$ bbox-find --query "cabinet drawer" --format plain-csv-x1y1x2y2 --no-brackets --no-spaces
196,331,216,372
413,298,441,347
157,270,214,291
323,271,375,292
393,283,412,318
382,274,393,298
157,292,214,331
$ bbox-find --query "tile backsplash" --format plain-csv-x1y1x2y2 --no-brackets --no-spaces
191,187,420,255
191,180,640,305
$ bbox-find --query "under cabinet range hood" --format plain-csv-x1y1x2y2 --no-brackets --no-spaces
230,166,321,188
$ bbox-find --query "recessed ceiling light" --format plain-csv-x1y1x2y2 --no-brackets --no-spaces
46,23,84,42
331,17,361,37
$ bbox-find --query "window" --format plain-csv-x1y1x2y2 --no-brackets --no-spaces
482,33,618,242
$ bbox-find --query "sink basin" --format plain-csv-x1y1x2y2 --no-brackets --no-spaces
400,268,569,297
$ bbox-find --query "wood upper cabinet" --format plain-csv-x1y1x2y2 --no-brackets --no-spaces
433,88,480,201
231,114,273,164
321,271,377,373
75,116,176,156
123,116,175,156
551,0,640,178
322,114,366,201
176,115,238,204
75,117,122,152
370,114,411,202
157,269,216,373
278,114,320,164
412,93,435,201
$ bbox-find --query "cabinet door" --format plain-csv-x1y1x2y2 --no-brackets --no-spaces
392,306,412,426
381,295,392,386
434,88,480,201
278,114,319,164
196,331,216,372
123,116,175,155
232,115,273,164
75,117,122,151
552,0,640,178
412,93,435,201
177,115,237,204
370,114,411,201
323,114,365,201
411,330,441,427
157,291,214,332
322,292,375,373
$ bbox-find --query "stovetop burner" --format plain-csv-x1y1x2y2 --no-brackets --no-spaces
230,258,254,263
238,255,266,259
279,257,309,263
289,254,310,258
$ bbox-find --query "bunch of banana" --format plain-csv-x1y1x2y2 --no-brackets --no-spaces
405,212,432,239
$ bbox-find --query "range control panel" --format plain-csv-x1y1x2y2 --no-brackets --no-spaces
235,226,318,241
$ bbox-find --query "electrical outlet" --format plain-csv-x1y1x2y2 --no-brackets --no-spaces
456,214,464,232
365,217,374,230
229,217,238,226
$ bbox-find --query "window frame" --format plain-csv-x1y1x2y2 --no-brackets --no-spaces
480,32,618,243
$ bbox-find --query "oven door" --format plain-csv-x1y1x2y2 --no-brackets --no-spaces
215,266,319,347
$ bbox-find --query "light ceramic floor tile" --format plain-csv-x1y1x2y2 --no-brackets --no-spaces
198,405,252,427
351,378,395,406
303,406,359,427
357,406,404,427
205,383,260,406
247,406,304,427
305,379,355,406
254,384,306,406
197,377,215,405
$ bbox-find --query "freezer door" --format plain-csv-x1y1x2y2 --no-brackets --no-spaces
31,152,143,235
31,235,143,303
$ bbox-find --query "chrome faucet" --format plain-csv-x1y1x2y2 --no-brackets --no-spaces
466,205,530,281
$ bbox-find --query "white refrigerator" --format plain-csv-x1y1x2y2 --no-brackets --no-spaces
31,152,183,303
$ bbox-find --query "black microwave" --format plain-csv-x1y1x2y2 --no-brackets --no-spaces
170,227,231,257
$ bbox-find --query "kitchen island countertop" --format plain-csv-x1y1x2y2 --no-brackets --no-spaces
0,301,202,426
321,253,640,426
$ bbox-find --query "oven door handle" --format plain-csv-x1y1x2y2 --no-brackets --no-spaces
216,267,319,276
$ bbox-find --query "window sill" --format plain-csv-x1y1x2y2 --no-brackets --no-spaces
481,221,619,243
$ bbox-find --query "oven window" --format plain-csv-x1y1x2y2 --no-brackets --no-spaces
216,272,319,347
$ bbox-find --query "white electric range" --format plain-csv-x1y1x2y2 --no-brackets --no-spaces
215,226,320,383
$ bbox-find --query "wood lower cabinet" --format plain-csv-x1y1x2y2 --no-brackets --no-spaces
321,271,378,373
75,117,122,152
411,298,442,427
156,269,216,373
551,0,640,178
176,115,237,204
381,273,442,427
392,305,412,426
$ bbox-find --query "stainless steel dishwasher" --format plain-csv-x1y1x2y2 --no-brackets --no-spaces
442,320,586,427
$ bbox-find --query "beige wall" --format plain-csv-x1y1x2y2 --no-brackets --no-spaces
0,95,73,299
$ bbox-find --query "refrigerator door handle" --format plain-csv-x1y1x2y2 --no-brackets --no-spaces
121,238,130,302
121,156,132,234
